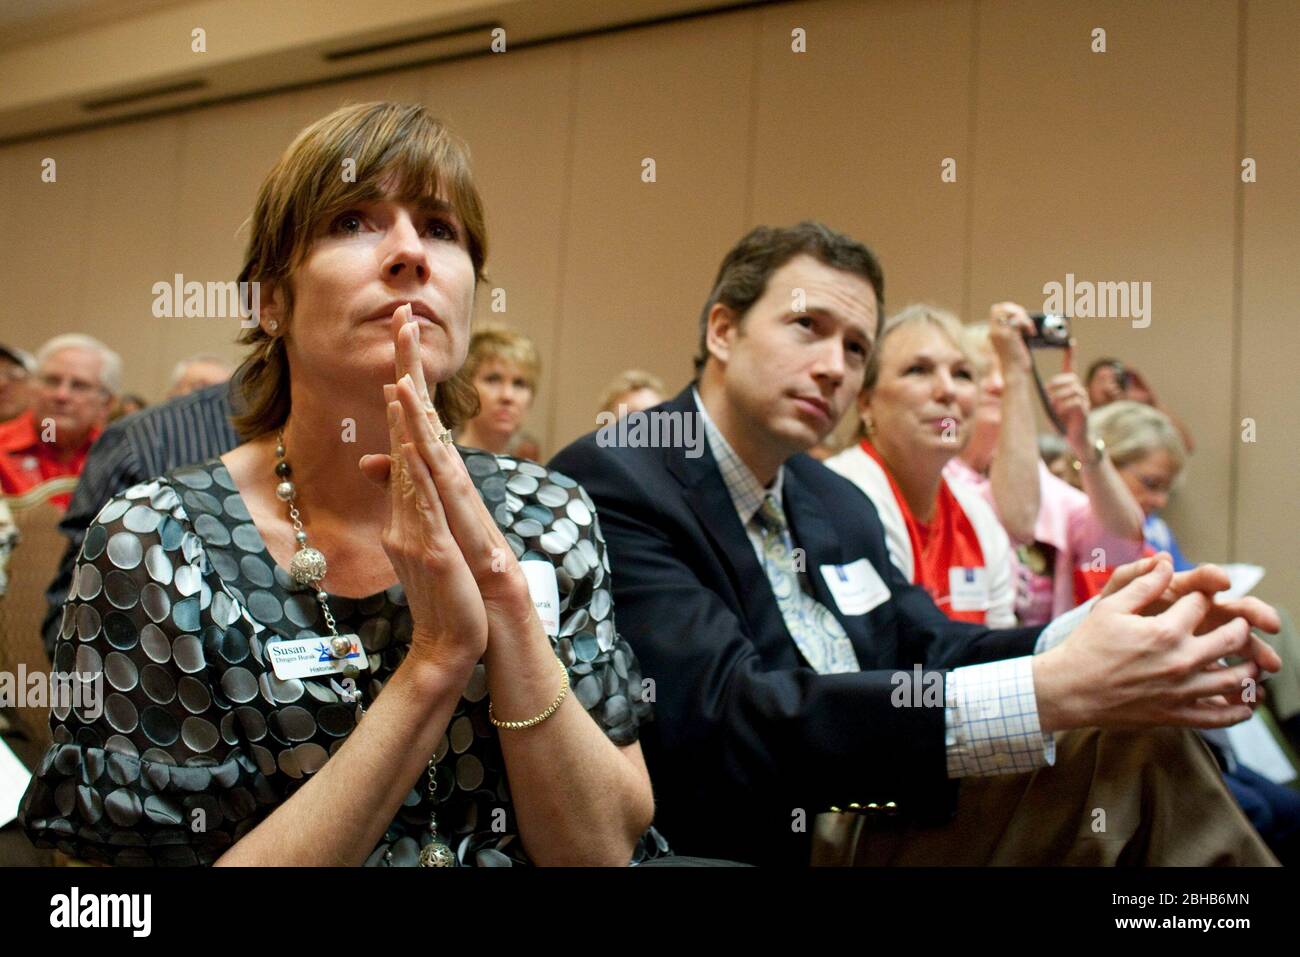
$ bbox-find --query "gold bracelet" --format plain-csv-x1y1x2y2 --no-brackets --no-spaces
488,657,570,730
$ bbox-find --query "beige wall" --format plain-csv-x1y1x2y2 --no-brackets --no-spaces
968,0,1242,564
1,0,1296,607
1237,0,1300,610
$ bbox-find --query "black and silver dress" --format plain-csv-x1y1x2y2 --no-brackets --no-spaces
19,450,668,865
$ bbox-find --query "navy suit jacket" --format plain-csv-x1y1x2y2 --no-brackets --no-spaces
549,387,1043,864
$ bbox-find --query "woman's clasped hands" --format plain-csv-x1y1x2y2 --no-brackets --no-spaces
358,304,539,675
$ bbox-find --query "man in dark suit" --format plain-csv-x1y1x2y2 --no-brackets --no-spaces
550,222,1281,865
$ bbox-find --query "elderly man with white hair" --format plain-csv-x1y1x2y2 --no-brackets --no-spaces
0,333,120,508
167,352,232,399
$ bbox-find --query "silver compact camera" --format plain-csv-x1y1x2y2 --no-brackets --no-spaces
1026,312,1070,349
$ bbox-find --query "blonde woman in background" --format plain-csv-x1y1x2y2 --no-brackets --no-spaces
1089,400,1191,570
457,324,539,456
946,311,1145,624
599,369,665,417
825,304,1018,627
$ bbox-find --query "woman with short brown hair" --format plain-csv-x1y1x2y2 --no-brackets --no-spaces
20,102,660,867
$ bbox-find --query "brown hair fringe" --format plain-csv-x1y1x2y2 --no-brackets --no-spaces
231,102,488,439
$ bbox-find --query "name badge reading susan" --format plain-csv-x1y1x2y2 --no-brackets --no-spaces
267,636,369,681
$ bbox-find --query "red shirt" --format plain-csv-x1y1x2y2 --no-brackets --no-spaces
0,410,100,509
860,440,989,624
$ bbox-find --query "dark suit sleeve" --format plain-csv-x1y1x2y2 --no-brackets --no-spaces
551,442,967,838
40,424,142,659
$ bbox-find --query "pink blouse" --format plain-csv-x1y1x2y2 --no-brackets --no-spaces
943,458,1144,625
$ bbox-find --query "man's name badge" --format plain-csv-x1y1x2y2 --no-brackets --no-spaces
267,635,369,681
819,558,891,616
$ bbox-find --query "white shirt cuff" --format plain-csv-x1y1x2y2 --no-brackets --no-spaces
945,656,1055,778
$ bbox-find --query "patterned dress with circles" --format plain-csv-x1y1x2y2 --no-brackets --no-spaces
18,451,668,866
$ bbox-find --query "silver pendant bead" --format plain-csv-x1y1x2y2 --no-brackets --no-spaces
289,545,327,584
275,480,295,501
419,840,456,867
330,635,352,658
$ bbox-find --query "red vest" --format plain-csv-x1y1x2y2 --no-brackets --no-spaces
861,440,988,624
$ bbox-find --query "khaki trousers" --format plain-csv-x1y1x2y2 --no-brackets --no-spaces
812,727,1279,866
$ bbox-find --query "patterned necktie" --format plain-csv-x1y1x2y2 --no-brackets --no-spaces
752,495,860,674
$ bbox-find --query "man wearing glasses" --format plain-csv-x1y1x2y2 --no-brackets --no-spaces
0,344,35,426
0,334,120,509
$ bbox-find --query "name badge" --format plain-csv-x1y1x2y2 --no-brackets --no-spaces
521,560,561,637
819,558,891,616
267,635,369,681
948,567,990,611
